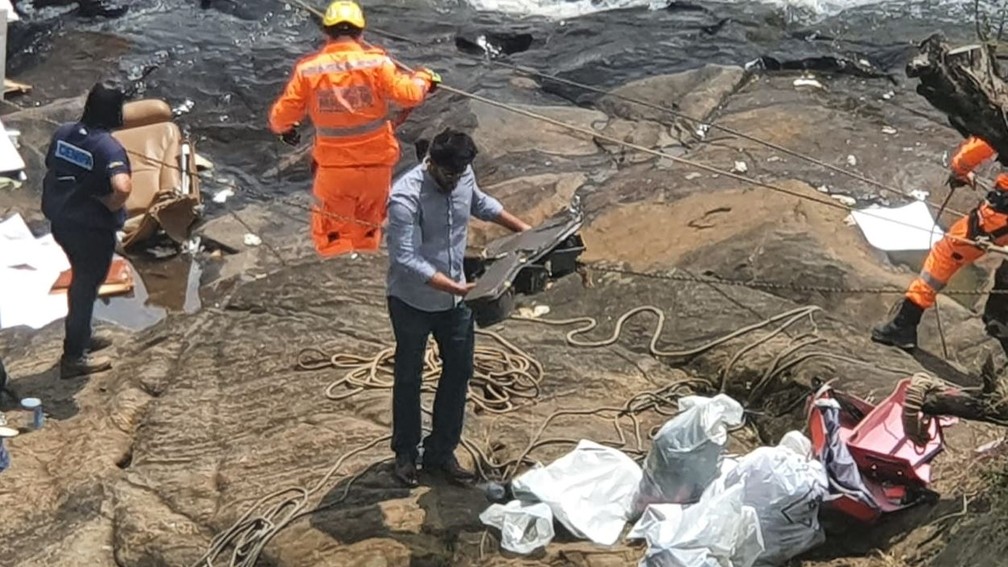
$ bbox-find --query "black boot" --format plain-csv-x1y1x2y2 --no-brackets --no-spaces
871,299,924,350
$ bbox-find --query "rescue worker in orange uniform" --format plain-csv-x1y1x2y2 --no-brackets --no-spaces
268,0,440,257
872,135,1008,350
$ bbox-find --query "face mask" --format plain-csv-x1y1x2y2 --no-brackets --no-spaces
428,160,465,192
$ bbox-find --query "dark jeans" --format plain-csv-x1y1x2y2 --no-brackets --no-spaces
51,224,116,359
387,295,475,466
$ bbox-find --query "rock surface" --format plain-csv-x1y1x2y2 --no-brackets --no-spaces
2,60,1007,567
598,64,749,125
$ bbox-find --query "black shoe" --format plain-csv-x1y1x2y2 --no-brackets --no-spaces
871,299,924,351
59,353,112,380
393,455,419,488
427,455,477,486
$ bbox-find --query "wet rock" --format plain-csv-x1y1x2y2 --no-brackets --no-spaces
10,30,133,103
194,201,315,290
469,172,586,246
509,77,539,90
455,31,535,57
593,118,679,164
597,64,749,125
702,74,958,210
431,99,607,162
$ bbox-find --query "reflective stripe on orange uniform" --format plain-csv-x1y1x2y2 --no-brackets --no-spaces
268,40,431,168
906,136,1008,308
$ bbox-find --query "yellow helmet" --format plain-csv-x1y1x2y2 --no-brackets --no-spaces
322,0,365,29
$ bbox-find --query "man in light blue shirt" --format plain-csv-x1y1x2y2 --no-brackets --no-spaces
386,128,530,487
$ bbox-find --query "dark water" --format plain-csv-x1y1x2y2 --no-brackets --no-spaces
1,0,986,328
8,0,984,196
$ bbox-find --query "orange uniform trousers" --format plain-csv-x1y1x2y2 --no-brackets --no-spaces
311,165,392,257
906,202,1008,309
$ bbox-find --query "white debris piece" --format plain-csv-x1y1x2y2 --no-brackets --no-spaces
975,437,1005,455
685,172,703,181
793,77,824,89
882,126,898,135
243,233,262,247
212,188,234,204
846,154,857,167
830,194,857,207
479,500,554,555
516,305,551,319
732,161,748,174
850,201,943,251
181,237,202,255
194,153,215,171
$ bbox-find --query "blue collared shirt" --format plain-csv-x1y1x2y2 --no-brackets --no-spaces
386,163,504,312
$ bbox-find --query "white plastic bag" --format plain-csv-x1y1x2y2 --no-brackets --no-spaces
720,432,829,566
632,483,765,567
626,503,685,541
634,394,745,514
479,500,555,555
511,439,642,545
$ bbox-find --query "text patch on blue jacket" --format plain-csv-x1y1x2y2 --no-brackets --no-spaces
41,122,131,231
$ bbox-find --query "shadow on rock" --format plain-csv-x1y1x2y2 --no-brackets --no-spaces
309,462,492,564
804,494,958,562
0,360,84,421
910,349,981,388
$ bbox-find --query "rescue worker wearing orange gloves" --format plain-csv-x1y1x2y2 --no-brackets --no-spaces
268,0,441,257
872,135,1008,350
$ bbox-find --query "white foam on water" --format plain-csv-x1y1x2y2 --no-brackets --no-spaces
463,0,660,20
462,0,979,20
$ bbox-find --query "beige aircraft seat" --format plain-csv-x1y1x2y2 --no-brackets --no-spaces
112,99,203,250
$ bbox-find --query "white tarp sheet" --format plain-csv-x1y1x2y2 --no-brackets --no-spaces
510,439,643,545
0,0,18,22
850,201,944,252
0,119,26,174
0,214,71,330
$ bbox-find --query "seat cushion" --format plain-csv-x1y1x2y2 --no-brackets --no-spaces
112,121,184,218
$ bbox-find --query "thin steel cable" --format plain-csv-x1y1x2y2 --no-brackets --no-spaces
284,0,969,218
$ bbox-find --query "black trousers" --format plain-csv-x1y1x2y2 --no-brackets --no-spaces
51,224,115,359
387,295,475,466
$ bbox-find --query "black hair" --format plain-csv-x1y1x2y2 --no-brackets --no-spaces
414,138,430,161
323,23,363,40
81,80,126,130
428,128,478,174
